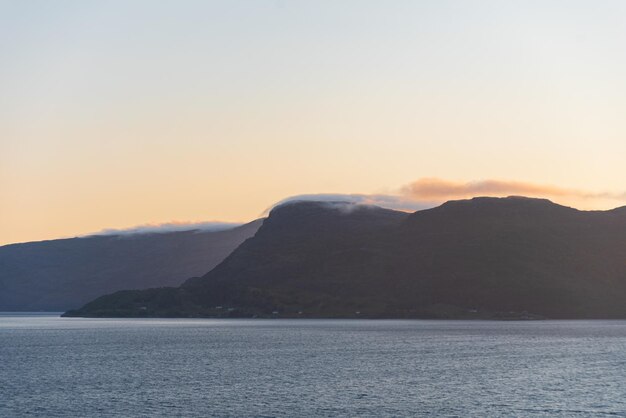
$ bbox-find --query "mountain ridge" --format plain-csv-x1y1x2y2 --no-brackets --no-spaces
0,219,263,311
64,197,626,319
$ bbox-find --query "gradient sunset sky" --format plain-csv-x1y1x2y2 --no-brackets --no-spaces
1,0,626,245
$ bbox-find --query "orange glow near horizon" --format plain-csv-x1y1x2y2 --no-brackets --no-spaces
2,1,626,245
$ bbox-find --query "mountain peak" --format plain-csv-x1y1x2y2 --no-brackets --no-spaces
67,194,626,319
429,195,576,215
270,200,388,215
444,195,559,207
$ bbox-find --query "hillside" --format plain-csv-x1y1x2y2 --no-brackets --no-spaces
0,220,262,311
65,198,626,319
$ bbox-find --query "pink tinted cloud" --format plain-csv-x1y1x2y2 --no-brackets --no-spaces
402,178,626,202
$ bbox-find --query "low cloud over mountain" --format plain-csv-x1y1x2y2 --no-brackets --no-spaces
272,178,626,214
402,178,626,203
88,221,243,237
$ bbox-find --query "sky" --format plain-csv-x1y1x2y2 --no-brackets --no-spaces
1,0,626,245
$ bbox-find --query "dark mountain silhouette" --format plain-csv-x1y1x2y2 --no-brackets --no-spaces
65,197,626,319
0,220,262,311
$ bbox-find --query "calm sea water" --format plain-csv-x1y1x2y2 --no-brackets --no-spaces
1,314,625,417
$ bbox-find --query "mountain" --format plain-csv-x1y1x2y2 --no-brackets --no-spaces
0,219,262,311
64,198,626,319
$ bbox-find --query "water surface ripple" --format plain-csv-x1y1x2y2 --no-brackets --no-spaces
1,315,625,417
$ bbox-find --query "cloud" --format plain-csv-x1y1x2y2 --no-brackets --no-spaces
86,221,243,237
401,178,626,203
268,179,626,215
265,193,437,215
59,177,624,244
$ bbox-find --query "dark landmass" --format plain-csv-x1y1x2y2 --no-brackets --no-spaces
0,220,262,311
64,197,626,319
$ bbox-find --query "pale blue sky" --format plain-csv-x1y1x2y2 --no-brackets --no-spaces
1,1,625,244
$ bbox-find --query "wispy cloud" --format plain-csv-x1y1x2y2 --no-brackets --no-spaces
401,178,626,202
86,221,243,237
265,193,437,215
269,178,626,215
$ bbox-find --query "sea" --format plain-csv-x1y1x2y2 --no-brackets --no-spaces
1,313,625,417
